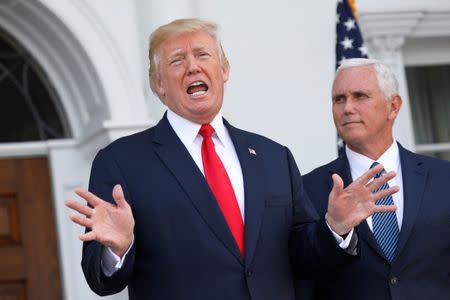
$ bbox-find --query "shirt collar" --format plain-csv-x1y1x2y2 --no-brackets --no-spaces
345,141,400,178
166,109,227,148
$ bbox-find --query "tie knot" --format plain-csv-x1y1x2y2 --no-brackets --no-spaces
370,161,385,178
199,123,215,138
370,161,379,169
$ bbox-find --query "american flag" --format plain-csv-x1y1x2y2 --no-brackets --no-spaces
335,0,368,152
335,0,368,70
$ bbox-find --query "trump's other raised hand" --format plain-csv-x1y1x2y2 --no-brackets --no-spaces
326,163,399,235
66,184,134,257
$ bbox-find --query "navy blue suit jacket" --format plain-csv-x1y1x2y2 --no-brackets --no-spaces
81,114,355,300
298,143,450,300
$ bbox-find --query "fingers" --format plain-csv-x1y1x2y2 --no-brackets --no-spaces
354,163,384,185
373,204,397,214
366,170,396,191
65,199,93,217
331,173,344,194
373,185,400,201
69,213,93,228
79,231,97,242
74,187,102,207
112,184,127,208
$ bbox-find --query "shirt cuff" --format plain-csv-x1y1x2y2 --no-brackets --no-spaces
326,222,358,255
100,237,134,277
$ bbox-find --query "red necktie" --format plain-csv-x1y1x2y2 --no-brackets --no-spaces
199,124,244,256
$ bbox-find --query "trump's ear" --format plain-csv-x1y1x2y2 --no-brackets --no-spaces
388,95,402,121
222,63,229,83
153,76,166,99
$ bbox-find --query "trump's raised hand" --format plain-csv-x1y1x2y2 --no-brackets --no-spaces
326,163,399,235
66,184,134,257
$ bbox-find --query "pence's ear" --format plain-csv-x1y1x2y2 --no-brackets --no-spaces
388,95,402,120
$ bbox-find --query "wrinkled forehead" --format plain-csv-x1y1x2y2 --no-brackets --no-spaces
159,31,218,56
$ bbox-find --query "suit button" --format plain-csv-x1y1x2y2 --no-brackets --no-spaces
390,277,399,285
246,270,253,277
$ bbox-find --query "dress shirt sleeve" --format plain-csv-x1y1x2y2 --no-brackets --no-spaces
326,225,358,255
101,238,135,276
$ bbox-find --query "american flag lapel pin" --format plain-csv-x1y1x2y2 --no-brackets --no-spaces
248,148,257,155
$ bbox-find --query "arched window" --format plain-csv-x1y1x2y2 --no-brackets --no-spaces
0,28,70,142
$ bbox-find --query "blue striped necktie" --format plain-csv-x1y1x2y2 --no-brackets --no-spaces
371,162,399,262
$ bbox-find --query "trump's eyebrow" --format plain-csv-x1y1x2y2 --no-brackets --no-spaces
167,48,185,57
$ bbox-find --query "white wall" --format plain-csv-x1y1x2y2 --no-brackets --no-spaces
359,0,450,12
403,37,450,66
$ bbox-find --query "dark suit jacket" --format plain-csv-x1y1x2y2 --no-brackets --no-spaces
81,114,355,300
298,143,450,300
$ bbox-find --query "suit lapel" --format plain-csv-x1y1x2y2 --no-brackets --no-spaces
358,221,386,261
152,114,243,264
224,120,265,267
327,154,387,261
326,154,353,189
395,144,427,256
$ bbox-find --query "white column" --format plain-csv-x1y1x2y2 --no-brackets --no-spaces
365,35,416,150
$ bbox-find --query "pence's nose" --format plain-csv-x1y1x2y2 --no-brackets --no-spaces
343,98,355,113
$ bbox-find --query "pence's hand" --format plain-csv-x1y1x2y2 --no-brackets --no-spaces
66,184,135,257
326,163,399,235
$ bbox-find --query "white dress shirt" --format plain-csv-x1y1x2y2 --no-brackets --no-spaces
346,141,404,230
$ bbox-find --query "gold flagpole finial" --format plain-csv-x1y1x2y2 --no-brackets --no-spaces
348,0,357,18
